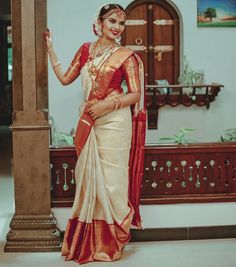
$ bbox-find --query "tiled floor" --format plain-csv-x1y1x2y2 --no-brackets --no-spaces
1,125,236,267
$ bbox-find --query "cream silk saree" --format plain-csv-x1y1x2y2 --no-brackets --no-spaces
61,43,145,264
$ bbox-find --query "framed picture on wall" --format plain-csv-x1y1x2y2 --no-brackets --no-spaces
197,0,236,27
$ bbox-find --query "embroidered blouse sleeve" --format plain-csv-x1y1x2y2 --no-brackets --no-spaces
121,54,141,94
63,43,88,85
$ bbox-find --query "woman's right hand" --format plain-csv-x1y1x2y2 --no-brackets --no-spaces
86,101,110,120
43,29,53,51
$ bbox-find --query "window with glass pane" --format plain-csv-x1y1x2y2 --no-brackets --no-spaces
7,25,12,44
8,47,12,82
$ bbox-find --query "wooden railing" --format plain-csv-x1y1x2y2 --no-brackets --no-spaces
50,142,236,207
146,83,223,129
142,142,236,204
50,147,76,207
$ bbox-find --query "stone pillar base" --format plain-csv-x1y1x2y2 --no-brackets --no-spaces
4,213,61,252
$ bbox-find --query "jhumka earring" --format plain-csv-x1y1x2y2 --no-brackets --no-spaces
116,36,121,44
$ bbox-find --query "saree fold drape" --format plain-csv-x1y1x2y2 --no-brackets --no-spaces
74,46,133,159
128,53,146,228
62,107,134,264
129,109,146,228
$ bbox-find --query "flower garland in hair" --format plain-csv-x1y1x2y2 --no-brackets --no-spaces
92,4,105,37
92,4,124,44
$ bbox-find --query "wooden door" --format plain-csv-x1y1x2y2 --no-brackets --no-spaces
123,0,180,85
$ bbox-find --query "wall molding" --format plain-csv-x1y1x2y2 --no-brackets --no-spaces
61,225,236,243
130,225,236,242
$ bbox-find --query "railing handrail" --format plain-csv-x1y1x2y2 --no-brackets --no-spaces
146,83,224,89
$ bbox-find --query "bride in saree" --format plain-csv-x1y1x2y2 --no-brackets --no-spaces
45,3,146,265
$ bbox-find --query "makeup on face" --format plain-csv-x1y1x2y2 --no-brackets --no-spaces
101,12,126,40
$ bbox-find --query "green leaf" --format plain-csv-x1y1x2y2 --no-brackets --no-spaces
57,133,74,145
158,137,175,141
225,128,236,132
180,128,195,133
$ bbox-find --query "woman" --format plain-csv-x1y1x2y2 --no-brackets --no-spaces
45,4,146,264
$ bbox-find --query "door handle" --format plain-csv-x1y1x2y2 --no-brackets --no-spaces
153,45,174,61
155,52,162,61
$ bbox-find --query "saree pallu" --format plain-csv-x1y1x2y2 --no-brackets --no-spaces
61,106,134,264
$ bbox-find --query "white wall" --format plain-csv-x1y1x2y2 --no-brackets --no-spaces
48,0,236,230
147,0,236,144
53,202,236,230
47,0,236,143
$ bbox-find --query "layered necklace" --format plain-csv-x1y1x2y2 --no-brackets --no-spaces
87,39,116,92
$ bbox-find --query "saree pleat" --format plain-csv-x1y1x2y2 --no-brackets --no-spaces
62,107,134,264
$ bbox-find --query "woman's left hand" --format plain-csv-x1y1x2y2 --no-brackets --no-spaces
86,101,108,120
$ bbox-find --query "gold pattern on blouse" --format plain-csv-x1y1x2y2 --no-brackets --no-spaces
122,55,141,93
63,47,82,84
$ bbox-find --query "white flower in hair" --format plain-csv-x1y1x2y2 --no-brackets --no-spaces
92,4,104,36
93,4,122,37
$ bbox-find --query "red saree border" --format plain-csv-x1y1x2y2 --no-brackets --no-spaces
62,206,134,264
128,53,146,229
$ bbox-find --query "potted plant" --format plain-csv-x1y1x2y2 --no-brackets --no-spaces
158,128,196,144
220,128,236,142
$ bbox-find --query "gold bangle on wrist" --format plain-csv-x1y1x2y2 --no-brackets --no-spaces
119,98,123,109
114,98,120,110
52,61,61,68
112,99,116,111
117,98,122,109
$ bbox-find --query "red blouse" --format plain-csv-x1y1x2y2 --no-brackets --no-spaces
62,42,141,96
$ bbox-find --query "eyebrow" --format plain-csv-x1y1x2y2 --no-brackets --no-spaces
109,18,126,23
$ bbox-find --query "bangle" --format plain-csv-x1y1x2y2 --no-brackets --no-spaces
117,98,122,109
114,98,120,110
52,61,61,68
112,99,116,111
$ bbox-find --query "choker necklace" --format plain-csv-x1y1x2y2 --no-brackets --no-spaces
94,40,116,57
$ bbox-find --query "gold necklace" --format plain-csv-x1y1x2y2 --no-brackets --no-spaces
87,42,109,77
96,44,114,57
87,41,116,92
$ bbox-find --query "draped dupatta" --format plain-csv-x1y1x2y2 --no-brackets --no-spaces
74,46,133,158
128,54,146,228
